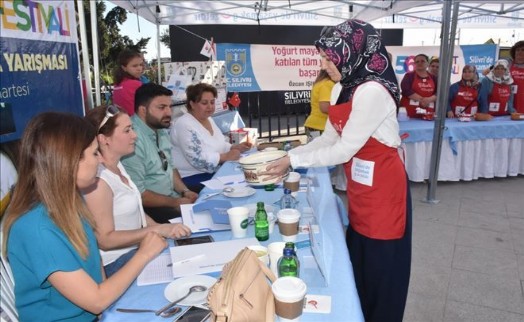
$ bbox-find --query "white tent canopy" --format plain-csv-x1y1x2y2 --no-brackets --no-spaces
110,0,523,28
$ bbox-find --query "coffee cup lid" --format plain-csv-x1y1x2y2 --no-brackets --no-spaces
272,277,307,301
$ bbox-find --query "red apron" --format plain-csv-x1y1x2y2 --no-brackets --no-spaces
451,85,478,117
400,73,436,118
510,64,524,113
329,100,407,240
488,83,511,116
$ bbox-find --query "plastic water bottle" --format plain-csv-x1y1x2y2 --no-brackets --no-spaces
277,247,299,277
283,141,292,151
279,188,297,209
254,202,269,241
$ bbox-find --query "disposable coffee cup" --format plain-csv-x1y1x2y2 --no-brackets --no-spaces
284,172,301,192
247,245,269,266
272,277,307,322
268,242,286,276
277,209,300,242
227,207,249,238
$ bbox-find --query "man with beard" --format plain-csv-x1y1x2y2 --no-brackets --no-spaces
122,83,198,223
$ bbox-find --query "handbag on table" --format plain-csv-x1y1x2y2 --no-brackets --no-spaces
207,248,277,322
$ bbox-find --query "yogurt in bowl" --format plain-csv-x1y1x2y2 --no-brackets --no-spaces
238,150,288,186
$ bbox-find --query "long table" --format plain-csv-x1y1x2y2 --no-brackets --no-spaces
399,116,524,182
101,162,364,322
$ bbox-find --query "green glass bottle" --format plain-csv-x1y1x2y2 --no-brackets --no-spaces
254,202,269,241
277,247,298,277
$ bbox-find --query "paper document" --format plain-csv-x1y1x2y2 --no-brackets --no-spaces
180,204,231,233
137,253,173,286
170,238,259,278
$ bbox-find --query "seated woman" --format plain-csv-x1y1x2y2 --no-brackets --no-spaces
84,105,191,277
447,65,480,118
400,54,438,118
479,59,515,116
2,112,166,321
171,83,251,192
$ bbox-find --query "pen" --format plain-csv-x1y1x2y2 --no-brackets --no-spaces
167,254,206,267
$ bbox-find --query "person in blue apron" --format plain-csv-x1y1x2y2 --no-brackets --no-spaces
263,19,412,322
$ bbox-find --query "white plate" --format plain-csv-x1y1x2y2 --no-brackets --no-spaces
223,187,256,198
164,275,217,306
245,203,277,218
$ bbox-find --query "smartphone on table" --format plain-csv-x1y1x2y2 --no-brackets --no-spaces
174,235,214,246
173,306,211,322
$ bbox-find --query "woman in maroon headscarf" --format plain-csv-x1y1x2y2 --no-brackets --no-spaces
263,20,411,322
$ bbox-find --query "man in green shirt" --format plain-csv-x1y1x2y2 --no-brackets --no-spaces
122,83,198,223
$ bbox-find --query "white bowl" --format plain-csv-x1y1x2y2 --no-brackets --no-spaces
238,150,288,186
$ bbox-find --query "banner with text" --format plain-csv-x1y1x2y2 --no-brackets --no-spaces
216,43,497,93
0,0,82,143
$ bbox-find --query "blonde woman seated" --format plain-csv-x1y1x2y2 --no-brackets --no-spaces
3,112,167,321
171,83,251,192
84,105,191,277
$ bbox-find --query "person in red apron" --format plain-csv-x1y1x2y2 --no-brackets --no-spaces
479,59,515,116
400,54,438,118
263,20,411,322
509,41,524,113
447,65,480,118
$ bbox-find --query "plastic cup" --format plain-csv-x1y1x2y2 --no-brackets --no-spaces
277,209,301,242
272,277,307,322
268,213,277,234
247,245,269,266
268,242,286,277
284,172,301,192
227,207,249,238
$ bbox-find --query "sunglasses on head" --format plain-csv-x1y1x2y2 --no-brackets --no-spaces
99,105,120,130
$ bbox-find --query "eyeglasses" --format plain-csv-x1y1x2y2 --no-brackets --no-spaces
99,105,120,130
158,150,168,171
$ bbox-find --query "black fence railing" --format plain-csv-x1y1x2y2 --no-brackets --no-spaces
236,92,309,141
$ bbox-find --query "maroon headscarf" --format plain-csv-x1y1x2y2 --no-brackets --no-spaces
315,19,400,105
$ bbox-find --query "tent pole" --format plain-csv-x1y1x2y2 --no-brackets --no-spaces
77,0,93,111
424,0,460,204
157,22,162,84
90,0,101,106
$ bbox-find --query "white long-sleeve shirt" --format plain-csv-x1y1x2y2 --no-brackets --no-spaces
171,113,232,178
289,81,401,168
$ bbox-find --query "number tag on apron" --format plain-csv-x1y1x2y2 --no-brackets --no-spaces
351,157,375,187
512,84,518,94
489,102,500,112
409,99,420,106
456,106,466,115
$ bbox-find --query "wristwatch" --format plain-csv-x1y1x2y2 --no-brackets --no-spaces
180,188,190,197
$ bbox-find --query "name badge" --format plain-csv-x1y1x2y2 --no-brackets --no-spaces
351,157,375,187
512,84,518,94
409,99,420,106
455,106,466,115
489,102,500,112
428,102,435,108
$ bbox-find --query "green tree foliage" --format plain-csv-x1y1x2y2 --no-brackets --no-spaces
160,29,171,50
80,0,150,85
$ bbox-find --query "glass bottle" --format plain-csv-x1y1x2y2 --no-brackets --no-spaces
284,242,300,275
254,202,269,241
277,247,299,277
279,188,297,209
